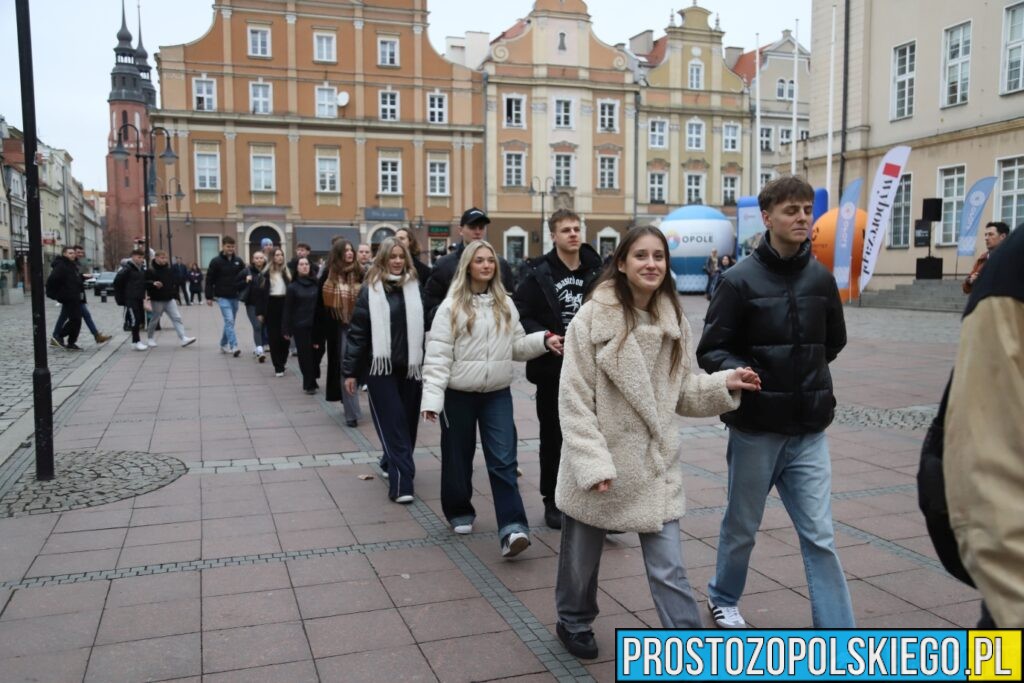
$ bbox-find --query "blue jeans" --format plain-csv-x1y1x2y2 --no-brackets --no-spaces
440,388,528,541
53,302,99,338
245,303,269,349
709,429,855,628
216,297,239,349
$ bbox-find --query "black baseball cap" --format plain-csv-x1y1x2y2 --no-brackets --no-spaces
460,208,490,227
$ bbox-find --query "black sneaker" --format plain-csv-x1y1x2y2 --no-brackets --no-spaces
556,622,598,659
64,343,84,351
544,499,562,530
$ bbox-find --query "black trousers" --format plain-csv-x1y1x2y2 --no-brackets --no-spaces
265,296,288,372
60,301,83,345
535,378,563,504
125,300,144,343
293,327,317,391
189,284,202,303
366,374,422,499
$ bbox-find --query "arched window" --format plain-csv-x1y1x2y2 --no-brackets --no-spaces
558,32,567,51
776,79,787,99
787,80,795,100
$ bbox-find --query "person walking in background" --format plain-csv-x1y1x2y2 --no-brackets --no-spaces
187,263,204,304
703,248,719,300
205,236,246,357
343,237,425,503
963,221,1009,294
512,209,603,529
357,243,373,272
239,251,270,363
171,256,189,305
145,250,196,348
266,248,292,377
113,249,149,352
51,245,111,347
46,245,86,351
396,227,432,283
284,256,321,394
420,240,558,559
553,227,758,660
318,240,364,426
288,243,312,281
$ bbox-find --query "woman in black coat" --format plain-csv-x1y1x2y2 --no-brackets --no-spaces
396,227,432,284
187,263,204,303
317,240,364,426
237,251,270,362
283,256,321,394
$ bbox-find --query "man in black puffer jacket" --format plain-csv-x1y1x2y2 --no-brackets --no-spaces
205,236,246,356
45,246,85,350
697,175,853,630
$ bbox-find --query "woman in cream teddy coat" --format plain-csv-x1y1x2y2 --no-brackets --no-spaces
553,227,760,660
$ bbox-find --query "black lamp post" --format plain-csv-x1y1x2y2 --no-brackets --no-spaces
157,177,185,262
110,123,177,263
529,176,555,249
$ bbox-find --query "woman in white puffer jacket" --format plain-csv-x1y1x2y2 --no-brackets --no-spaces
421,240,561,559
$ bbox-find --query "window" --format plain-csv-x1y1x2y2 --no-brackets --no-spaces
193,78,216,111
688,60,704,90
685,173,704,204
892,42,916,119
250,148,275,192
598,156,618,190
504,95,525,128
780,128,793,145
199,236,221,267
888,174,911,247
316,86,337,118
787,80,795,100
314,32,336,63
723,123,740,152
686,120,704,150
649,119,667,148
558,32,567,51
722,176,738,204
427,93,447,124
598,101,618,132
649,172,666,203
939,166,966,244
943,22,971,106
316,152,339,193
776,79,787,100
554,99,573,128
999,156,1024,228
1005,3,1024,93
428,159,449,196
799,129,809,141
379,158,401,194
759,126,773,152
760,171,773,188
379,90,398,121
249,81,271,114
378,38,399,66
194,148,220,190
248,26,270,57
554,154,573,188
504,152,524,187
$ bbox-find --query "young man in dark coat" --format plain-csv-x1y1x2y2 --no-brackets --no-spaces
114,249,149,351
172,256,190,305
46,246,85,350
512,209,603,528
205,236,247,356
697,175,853,629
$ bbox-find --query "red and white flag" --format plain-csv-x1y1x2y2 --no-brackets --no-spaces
860,146,911,291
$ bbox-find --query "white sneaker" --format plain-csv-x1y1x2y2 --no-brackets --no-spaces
220,344,230,354
255,345,264,355
133,341,148,351
274,371,285,377
146,338,158,347
181,337,196,347
501,531,530,558
394,494,414,504
452,523,473,535
707,597,747,628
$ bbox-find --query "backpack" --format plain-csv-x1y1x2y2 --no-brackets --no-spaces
916,374,975,587
112,267,128,306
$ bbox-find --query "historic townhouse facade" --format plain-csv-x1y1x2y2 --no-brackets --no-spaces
150,0,484,265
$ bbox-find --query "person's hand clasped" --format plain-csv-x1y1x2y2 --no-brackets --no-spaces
344,378,357,396
591,479,612,493
422,411,438,423
545,334,564,356
726,367,762,392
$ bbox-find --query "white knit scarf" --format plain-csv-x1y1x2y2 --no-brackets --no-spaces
368,275,424,380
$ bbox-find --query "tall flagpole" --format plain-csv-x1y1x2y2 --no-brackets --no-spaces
826,5,837,203
791,19,799,175
755,33,762,190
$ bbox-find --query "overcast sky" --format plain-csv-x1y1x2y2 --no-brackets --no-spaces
0,0,810,191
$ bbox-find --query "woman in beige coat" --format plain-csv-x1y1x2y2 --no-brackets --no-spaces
554,227,760,660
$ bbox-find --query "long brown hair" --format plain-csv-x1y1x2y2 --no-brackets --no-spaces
326,239,362,282
590,226,684,376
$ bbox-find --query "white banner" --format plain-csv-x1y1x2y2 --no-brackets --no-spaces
860,145,912,291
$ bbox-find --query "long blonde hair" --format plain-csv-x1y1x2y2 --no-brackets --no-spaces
366,237,416,287
448,240,511,335
268,248,291,282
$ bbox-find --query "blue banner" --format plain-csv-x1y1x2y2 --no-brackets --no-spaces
736,196,762,261
833,179,863,290
957,176,997,256
813,188,830,225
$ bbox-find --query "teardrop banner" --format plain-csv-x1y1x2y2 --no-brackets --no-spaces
860,146,911,292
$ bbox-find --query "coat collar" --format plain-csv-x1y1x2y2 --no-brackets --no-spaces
588,283,681,344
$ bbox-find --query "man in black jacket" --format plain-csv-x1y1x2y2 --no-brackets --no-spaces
114,249,149,351
46,246,85,350
422,208,516,328
696,176,853,629
205,236,246,356
172,256,190,305
145,251,196,348
513,209,603,528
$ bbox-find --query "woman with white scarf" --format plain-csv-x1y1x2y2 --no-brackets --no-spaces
343,237,425,504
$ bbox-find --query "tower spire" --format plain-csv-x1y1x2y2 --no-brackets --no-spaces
135,0,148,60
117,0,133,46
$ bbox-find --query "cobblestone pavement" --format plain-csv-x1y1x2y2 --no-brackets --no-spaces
0,298,978,683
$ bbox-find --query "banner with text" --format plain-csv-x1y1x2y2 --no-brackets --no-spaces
833,179,863,290
861,146,912,291
957,176,998,257
736,196,763,261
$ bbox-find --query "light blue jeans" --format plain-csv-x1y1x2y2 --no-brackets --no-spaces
709,428,855,628
217,297,239,349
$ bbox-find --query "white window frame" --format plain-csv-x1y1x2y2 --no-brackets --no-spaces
597,156,618,190
888,173,912,248
316,86,337,118
503,226,529,264
759,126,773,152
760,170,774,189
316,151,340,194
648,119,668,149
722,175,739,205
193,77,216,111
427,158,450,196
248,26,271,58
249,80,272,115
554,154,574,188
503,94,526,129
314,31,337,63
648,171,667,203
427,92,448,124
378,157,401,195
554,98,574,129
997,155,1024,228
688,60,705,90
1004,3,1024,94
937,165,966,245
378,37,399,67
892,41,916,120
780,127,793,145
503,152,525,187
250,148,276,192
776,78,787,100
686,119,705,151
723,122,740,152
942,21,971,107
787,80,795,100
597,100,619,133
379,89,399,121
685,173,705,204
194,149,220,190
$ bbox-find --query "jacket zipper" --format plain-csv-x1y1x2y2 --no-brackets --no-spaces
784,274,803,427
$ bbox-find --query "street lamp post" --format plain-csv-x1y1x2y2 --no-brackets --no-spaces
529,176,555,250
158,177,185,262
110,123,177,263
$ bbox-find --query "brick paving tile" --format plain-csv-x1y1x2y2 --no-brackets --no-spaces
593,574,656,614
26,548,120,578
865,568,979,609
116,539,201,568
85,633,201,683
739,588,813,628
366,546,457,576
294,578,393,619
484,555,560,593
107,572,200,607
123,520,201,547
0,648,91,683
515,586,626,627
314,644,437,683
278,525,356,553
382,568,480,607
200,513,276,539
200,531,281,559
399,597,509,642
1,581,109,620
205,660,320,683
929,599,984,627
420,631,547,683
350,519,429,544
202,588,301,630
202,621,311,674
0,610,101,659
95,597,201,645
857,611,958,628
305,608,414,659
201,563,292,597
285,553,377,587
53,508,133,533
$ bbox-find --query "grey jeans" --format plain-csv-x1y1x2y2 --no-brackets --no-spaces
146,300,187,340
555,515,701,632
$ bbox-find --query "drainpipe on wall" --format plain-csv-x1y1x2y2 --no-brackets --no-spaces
838,0,851,195
481,71,489,215
633,90,640,224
